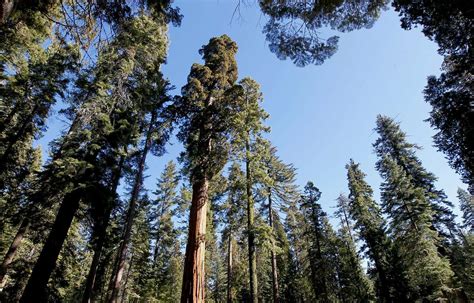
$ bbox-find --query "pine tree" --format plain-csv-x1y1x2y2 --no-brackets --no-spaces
262,146,298,303
150,161,181,301
229,77,270,303
375,116,455,301
0,144,41,289
0,42,77,188
205,176,227,302
223,163,246,303
299,182,339,302
258,0,388,66
346,160,402,302
458,188,474,233
82,154,125,303
122,196,154,302
176,35,240,302
20,14,169,302
334,195,375,302
450,190,474,300
392,0,473,193
107,21,173,301
374,115,457,241
283,199,312,302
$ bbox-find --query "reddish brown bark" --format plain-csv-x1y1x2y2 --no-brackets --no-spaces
181,178,209,303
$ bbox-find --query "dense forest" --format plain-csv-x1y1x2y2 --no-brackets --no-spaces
0,0,473,302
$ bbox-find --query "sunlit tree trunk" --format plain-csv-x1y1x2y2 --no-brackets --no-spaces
181,178,209,303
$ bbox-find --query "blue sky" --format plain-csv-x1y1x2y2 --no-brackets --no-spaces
37,0,467,221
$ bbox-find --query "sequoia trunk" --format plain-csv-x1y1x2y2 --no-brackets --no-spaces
181,178,209,303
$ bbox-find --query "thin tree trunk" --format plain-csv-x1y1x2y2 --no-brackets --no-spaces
181,178,209,303
98,254,113,303
267,191,279,303
226,229,233,303
108,117,154,303
120,252,134,303
0,218,29,288
20,190,82,302
246,137,258,303
82,156,124,303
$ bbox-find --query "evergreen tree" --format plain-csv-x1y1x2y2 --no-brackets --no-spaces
334,195,375,302
222,163,246,303
451,190,474,300
150,161,181,301
229,77,270,303
0,42,77,187
375,116,455,301
0,144,41,290
458,188,474,233
107,29,173,303
374,115,457,241
392,0,473,193
346,160,402,302
121,196,154,302
283,200,312,302
300,182,339,302
176,34,240,302
20,14,169,302
262,146,298,303
258,0,388,66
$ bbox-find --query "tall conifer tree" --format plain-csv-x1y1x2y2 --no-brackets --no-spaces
346,160,403,302
176,35,239,302
374,116,455,301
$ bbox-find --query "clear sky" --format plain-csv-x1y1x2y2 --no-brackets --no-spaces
37,0,467,220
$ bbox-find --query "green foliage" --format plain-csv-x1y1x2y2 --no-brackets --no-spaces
1,2,471,302
392,0,474,194
177,35,240,182
150,161,183,302
259,0,388,66
375,115,455,301
458,188,474,233
346,159,405,302
374,115,457,241
299,182,339,302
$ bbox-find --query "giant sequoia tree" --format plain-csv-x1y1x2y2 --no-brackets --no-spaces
176,35,240,302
